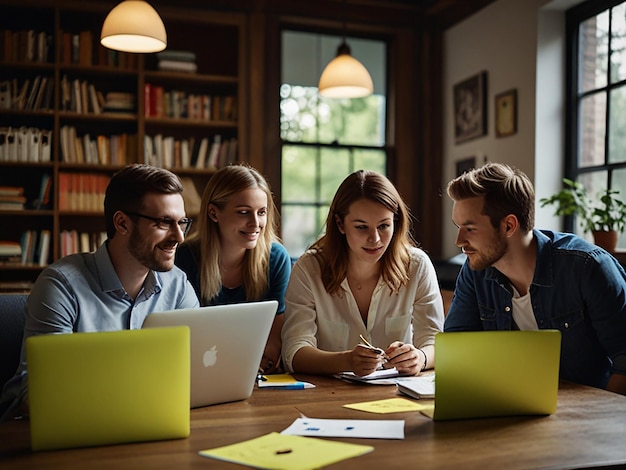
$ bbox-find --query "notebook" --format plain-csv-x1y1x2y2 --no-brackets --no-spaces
142,300,278,408
426,330,561,421
27,326,191,451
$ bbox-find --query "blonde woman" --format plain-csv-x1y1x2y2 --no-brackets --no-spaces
282,170,444,377
176,164,291,374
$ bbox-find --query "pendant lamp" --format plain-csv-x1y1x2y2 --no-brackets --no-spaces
318,41,373,98
101,0,167,53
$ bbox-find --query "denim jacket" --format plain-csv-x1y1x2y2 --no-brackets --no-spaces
445,229,626,389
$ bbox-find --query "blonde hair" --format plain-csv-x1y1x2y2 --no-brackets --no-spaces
184,163,280,304
311,170,415,295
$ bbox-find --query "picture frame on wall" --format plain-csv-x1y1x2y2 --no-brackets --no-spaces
453,71,488,144
456,156,476,177
495,88,517,137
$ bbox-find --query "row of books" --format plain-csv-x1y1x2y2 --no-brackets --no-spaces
144,84,237,122
58,173,109,212
144,134,237,170
60,126,137,166
59,30,138,70
60,75,135,115
0,230,52,266
0,176,51,211
60,230,107,257
1,29,53,63
0,76,54,111
0,127,52,163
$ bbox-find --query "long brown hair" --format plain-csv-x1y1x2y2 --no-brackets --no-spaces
311,170,415,295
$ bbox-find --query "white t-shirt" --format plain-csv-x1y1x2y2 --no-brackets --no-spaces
511,285,539,330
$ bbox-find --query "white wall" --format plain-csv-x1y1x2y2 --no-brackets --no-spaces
441,0,581,259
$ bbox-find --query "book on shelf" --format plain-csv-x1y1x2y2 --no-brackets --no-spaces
20,230,38,264
58,173,109,212
157,60,198,73
0,186,26,213
207,135,222,169
0,240,22,259
34,173,52,210
37,229,51,266
60,230,107,257
156,49,197,62
1,29,52,63
0,186,24,197
0,127,52,163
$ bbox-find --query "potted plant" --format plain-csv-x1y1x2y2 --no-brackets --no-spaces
539,178,626,252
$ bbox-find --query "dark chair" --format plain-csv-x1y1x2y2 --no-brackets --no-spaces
0,294,27,391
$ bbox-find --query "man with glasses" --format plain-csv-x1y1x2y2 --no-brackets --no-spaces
0,164,199,420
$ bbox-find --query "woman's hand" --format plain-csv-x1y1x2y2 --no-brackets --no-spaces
348,344,386,376
384,341,423,376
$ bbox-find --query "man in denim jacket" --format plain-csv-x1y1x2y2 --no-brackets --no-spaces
445,162,626,395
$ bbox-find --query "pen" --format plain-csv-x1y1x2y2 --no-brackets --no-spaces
359,334,385,356
262,383,315,390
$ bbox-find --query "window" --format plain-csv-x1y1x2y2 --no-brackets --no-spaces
280,30,387,257
568,0,626,247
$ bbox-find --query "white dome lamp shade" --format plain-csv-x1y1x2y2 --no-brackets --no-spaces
101,0,167,53
318,42,374,99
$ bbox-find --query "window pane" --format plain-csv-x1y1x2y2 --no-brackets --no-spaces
281,205,322,256
282,145,317,202
609,86,626,164
579,10,609,92
579,91,606,167
354,149,386,174
612,168,626,249
320,148,350,202
580,170,609,207
317,95,386,146
611,4,626,84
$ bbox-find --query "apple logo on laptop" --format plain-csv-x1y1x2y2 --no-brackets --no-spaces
202,346,218,367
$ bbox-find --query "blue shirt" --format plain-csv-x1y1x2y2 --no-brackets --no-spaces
0,242,199,419
175,241,291,314
445,229,626,389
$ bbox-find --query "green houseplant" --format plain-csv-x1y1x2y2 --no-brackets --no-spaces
539,178,626,252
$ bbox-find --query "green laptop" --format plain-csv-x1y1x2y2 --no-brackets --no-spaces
27,326,191,451
428,330,561,421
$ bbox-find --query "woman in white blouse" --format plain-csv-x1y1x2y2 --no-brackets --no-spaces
282,170,444,377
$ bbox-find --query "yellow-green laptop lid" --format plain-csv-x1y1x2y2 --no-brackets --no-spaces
432,330,561,421
27,326,190,451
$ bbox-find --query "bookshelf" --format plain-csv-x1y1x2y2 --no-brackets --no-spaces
0,0,245,291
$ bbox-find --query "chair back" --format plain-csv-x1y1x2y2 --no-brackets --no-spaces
0,294,27,391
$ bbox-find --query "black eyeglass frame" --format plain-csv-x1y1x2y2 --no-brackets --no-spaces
123,211,193,236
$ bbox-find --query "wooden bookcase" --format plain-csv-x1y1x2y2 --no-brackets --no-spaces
0,0,246,291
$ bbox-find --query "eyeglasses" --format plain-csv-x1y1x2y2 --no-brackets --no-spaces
123,211,193,236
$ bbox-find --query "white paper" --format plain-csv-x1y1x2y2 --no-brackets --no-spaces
281,417,405,439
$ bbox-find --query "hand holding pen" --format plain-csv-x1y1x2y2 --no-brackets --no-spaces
347,335,388,376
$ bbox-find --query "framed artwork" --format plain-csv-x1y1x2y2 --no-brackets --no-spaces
456,156,476,177
453,71,488,144
495,89,517,137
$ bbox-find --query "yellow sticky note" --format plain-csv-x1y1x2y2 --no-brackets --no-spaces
263,374,300,384
199,432,373,470
343,397,431,413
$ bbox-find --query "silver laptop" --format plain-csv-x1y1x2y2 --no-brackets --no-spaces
142,300,278,408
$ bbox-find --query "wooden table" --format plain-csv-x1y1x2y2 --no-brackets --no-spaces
2,375,626,469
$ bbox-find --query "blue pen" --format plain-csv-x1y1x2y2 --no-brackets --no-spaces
262,382,315,390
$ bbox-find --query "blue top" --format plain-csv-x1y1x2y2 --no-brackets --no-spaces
445,229,626,389
0,242,199,420
175,241,291,314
